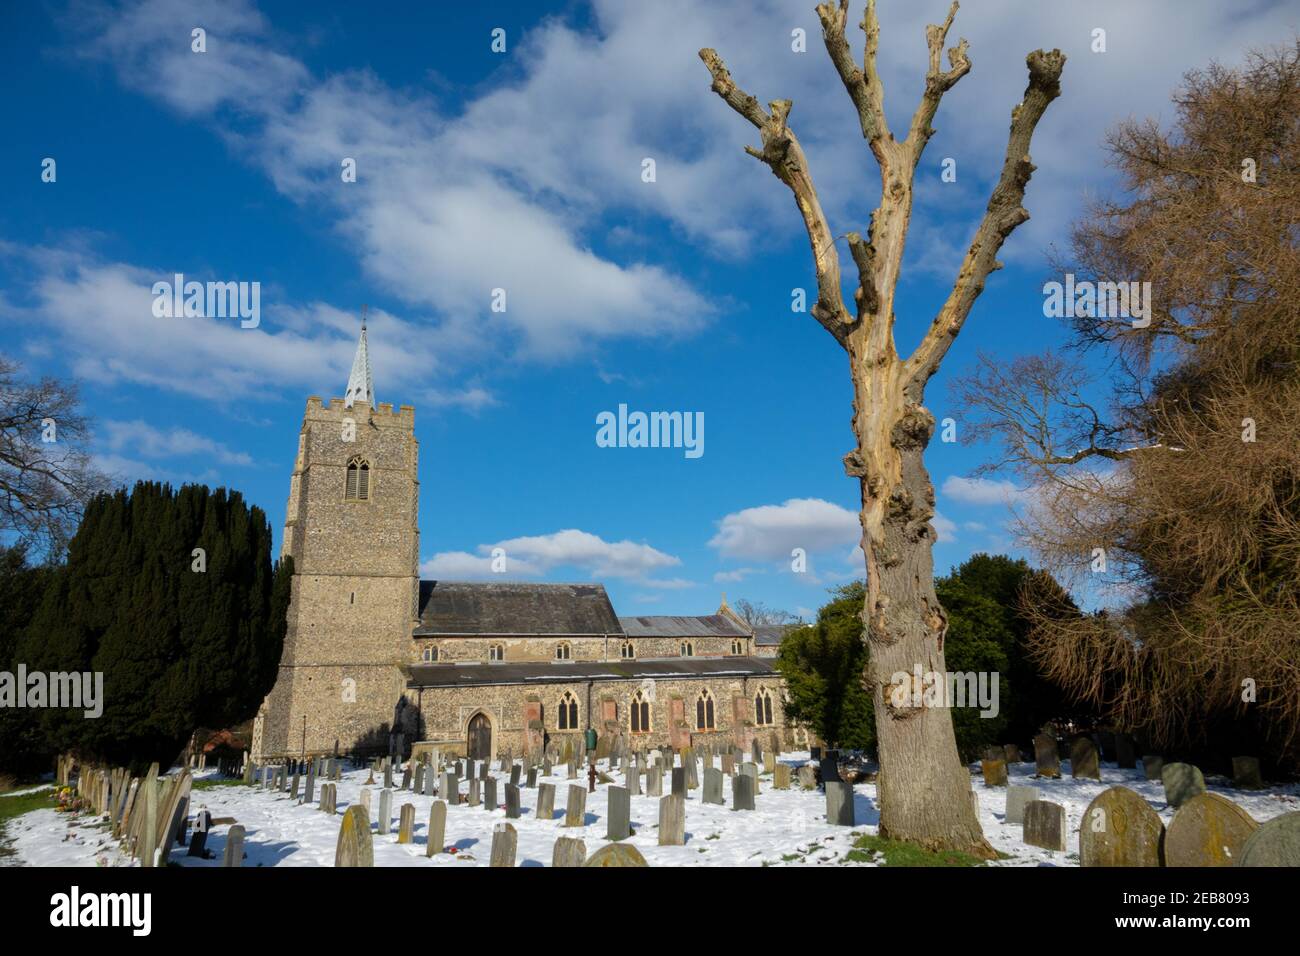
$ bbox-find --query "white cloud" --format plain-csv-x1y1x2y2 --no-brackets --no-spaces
932,511,957,543
421,528,681,583
101,419,254,466
709,497,859,561
713,566,762,583
941,476,1029,507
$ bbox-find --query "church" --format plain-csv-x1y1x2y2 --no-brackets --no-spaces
251,321,799,764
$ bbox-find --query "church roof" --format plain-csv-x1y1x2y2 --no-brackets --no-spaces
618,614,751,638
415,581,623,636
406,656,777,688
753,623,799,646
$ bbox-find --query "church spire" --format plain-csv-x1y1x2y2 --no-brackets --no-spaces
344,305,375,409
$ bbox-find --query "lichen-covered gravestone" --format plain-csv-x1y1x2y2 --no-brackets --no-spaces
489,822,517,867
565,784,586,827
1161,763,1206,808
1033,733,1060,779
1164,793,1257,867
1022,800,1067,852
1070,737,1101,780
982,751,1008,787
334,805,374,867
1239,811,1300,867
585,843,649,867
537,783,556,820
1079,786,1164,866
426,801,447,857
552,836,587,867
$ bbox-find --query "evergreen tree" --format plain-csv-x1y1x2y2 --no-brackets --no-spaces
0,545,56,777
20,481,292,770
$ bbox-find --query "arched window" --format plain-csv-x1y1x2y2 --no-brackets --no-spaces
558,691,579,730
754,687,774,726
344,457,371,500
555,641,571,660
421,645,439,663
695,689,715,731
630,690,651,734
620,640,635,659
680,640,694,657
489,643,505,662
731,638,744,655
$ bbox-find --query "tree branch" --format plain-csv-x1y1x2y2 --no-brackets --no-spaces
905,48,1066,388
816,0,890,161
700,48,854,348
903,1,971,162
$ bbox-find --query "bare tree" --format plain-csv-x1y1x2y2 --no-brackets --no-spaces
700,1,1064,852
732,598,797,626
0,356,108,559
954,43,1300,764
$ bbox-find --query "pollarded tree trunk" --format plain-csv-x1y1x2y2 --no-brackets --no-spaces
702,1,1064,853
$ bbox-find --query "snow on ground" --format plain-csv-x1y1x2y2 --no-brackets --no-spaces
4,753,1298,867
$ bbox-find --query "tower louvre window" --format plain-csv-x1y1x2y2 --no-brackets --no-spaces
345,457,370,501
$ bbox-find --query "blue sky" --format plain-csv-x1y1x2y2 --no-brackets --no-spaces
2,0,1294,620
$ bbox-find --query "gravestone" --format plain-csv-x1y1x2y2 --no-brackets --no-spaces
752,740,762,764
585,844,649,867
304,762,316,804
468,776,481,807
490,822,517,867
479,760,489,780
982,751,1008,787
763,752,776,775
1165,793,1258,867
526,766,537,789
671,767,686,798
820,755,841,784
810,746,822,760
607,786,632,841
1022,800,1067,852
552,836,587,867
825,781,855,826
1070,737,1101,780
685,754,699,790
1005,785,1040,826
187,809,212,858
722,753,734,776
505,783,521,819
741,762,760,794
1097,731,1118,764
1003,743,1020,765
1239,811,1300,867
408,764,418,793
334,805,375,866
537,783,557,820
703,767,724,805
377,789,392,835
483,776,498,810
1033,733,1060,779
733,773,755,811
797,765,818,790
1080,786,1164,866
1232,756,1264,790
221,825,245,867
510,765,522,787
1142,755,1165,781
774,764,791,790
320,783,336,814
659,794,686,846
565,784,586,827
626,767,641,796
440,772,458,803
360,788,373,820
1115,734,1137,770
465,758,474,780
426,801,447,857
383,760,393,790
423,766,436,797
456,760,465,778
398,803,415,844
646,767,662,797
1161,763,1206,808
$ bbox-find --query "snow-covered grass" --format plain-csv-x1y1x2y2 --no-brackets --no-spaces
3,754,1296,867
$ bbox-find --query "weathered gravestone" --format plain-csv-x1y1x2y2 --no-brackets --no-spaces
722,753,735,776
440,772,458,803
763,752,776,775
526,766,537,789
1003,744,1020,765
426,801,447,857
1080,786,1164,866
1070,737,1101,780
1165,792,1258,867
607,786,631,841
468,776,481,807
510,765,522,787
671,767,686,797
703,767,724,805
796,765,818,790
585,843,649,867
565,784,587,827
1115,734,1137,770
483,776,498,810
537,783,556,820
359,788,373,820
397,803,416,844
741,761,760,794
406,764,416,793
422,765,436,797
982,751,1008,787
1022,800,1067,852
1161,763,1206,808
490,822,517,867
1232,756,1264,790
626,767,641,796
304,762,316,804
820,755,841,784
1142,755,1165,781
1239,811,1300,867
646,767,662,797
825,781,855,826
733,773,755,811
552,836,587,867
335,805,374,866
1033,733,1060,779
1005,785,1040,826
659,794,686,846
505,783,521,819
221,825,245,867
320,783,336,814
187,809,212,857
377,789,392,835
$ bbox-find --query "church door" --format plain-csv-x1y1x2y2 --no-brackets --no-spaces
467,713,492,760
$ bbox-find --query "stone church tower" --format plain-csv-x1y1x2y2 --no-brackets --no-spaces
252,317,420,760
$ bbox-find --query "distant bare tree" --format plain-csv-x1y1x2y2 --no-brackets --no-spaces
732,598,797,626
0,356,108,559
700,0,1065,853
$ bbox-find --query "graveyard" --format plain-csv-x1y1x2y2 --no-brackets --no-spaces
4,741,1298,868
